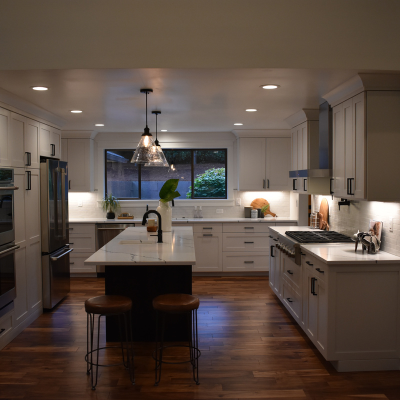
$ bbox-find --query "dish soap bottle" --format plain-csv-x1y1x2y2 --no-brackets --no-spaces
198,206,203,218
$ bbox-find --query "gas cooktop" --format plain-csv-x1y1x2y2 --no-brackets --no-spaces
284,230,354,244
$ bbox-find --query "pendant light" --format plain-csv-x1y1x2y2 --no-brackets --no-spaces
144,111,169,167
131,88,165,165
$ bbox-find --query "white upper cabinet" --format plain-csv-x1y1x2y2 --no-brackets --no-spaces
0,107,10,166
237,137,291,191
40,123,61,159
62,138,94,192
332,93,366,199
24,118,41,168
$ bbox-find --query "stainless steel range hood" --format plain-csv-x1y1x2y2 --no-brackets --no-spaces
288,101,332,194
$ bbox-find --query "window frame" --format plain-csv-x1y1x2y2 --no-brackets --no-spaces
104,148,228,200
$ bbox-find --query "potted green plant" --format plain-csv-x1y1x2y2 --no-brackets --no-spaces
101,193,120,219
156,179,180,232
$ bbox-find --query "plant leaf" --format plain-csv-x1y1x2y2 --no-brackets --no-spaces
159,179,180,201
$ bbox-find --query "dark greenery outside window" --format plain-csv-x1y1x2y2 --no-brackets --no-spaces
105,149,227,200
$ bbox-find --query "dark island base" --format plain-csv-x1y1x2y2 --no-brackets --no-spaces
105,265,192,342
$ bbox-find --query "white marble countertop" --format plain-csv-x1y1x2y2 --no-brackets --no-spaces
301,243,400,265
84,226,196,266
70,217,297,224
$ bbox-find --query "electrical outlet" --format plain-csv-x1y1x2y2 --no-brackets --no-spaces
390,218,394,232
216,209,224,214
236,198,241,206
78,200,83,207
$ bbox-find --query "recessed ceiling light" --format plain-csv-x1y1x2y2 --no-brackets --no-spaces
161,129,168,132
234,123,243,126
71,110,82,113
246,109,257,112
32,86,48,91
95,124,104,127
261,84,280,89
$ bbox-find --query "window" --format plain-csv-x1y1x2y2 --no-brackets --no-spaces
105,149,227,200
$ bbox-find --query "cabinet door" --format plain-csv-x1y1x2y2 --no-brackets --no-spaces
265,137,291,191
9,112,25,168
24,118,41,168
353,93,366,199
343,98,354,196
61,138,68,162
24,169,42,312
40,124,51,157
291,128,298,170
332,104,347,197
297,124,303,170
193,232,222,272
223,233,269,252
271,248,282,298
269,240,276,288
50,127,61,159
0,107,10,166
68,139,92,192
238,138,266,191
301,122,308,170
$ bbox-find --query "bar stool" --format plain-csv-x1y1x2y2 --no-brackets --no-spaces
85,295,135,390
153,293,201,386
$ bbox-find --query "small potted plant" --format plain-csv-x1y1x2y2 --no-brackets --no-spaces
101,193,120,219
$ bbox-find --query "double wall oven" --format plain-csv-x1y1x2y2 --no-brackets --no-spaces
0,168,19,318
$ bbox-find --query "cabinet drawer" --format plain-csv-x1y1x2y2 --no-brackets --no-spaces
282,281,301,322
223,233,269,252
70,253,96,274
223,223,273,233
302,253,327,282
193,223,222,233
222,252,269,272
68,223,95,235
69,235,95,253
282,253,302,291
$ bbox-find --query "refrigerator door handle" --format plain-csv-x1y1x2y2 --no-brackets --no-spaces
50,248,73,261
61,168,67,239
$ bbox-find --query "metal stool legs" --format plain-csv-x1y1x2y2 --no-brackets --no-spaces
154,309,200,386
85,310,135,390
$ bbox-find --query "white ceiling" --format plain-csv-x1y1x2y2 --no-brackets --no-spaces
0,68,359,132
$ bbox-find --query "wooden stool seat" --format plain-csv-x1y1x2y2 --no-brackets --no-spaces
85,295,132,315
153,293,200,313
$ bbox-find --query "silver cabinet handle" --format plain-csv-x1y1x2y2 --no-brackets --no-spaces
50,248,73,261
244,261,254,264
244,241,254,244
70,262,75,265
203,234,213,237
0,245,20,255
244,227,254,229
0,186,19,191
202,227,213,230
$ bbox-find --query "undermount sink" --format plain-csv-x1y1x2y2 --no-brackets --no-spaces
119,240,156,245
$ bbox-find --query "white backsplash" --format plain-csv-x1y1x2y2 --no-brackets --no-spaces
312,195,400,257
69,191,291,219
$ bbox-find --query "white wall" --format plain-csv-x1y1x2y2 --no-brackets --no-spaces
312,195,400,257
69,130,291,218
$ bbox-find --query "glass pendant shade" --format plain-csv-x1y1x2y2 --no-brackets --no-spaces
131,131,165,164
144,141,169,167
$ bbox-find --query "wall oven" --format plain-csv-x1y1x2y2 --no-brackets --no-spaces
0,168,19,317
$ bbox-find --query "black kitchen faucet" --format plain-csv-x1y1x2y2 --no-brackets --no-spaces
142,210,163,243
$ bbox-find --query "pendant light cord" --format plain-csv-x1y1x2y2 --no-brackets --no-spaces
155,113,158,141
146,91,148,127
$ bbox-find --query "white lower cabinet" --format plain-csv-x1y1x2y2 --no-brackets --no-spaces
193,232,223,272
270,240,400,372
222,252,269,272
69,223,96,274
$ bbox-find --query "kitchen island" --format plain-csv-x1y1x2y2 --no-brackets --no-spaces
84,226,196,341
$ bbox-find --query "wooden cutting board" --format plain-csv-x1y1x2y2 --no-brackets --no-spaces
250,198,277,217
319,198,329,230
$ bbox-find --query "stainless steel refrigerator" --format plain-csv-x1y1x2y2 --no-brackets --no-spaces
40,159,73,309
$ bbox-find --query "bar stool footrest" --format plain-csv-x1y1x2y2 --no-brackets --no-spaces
152,344,201,365
85,346,129,368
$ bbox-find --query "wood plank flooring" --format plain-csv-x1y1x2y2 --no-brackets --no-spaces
1,277,400,399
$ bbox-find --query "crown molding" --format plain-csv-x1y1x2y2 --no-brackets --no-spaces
0,87,65,128
323,73,400,107
232,129,291,138
284,109,319,128
62,130,98,139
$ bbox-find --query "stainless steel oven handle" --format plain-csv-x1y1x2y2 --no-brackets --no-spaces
0,245,20,255
0,186,19,191
50,248,73,261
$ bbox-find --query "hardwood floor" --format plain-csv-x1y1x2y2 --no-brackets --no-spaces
1,277,400,399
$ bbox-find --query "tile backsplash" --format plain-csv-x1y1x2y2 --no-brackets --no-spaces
313,195,400,257
68,191,291,219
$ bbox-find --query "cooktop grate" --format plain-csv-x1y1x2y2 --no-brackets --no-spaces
284,231,354,243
